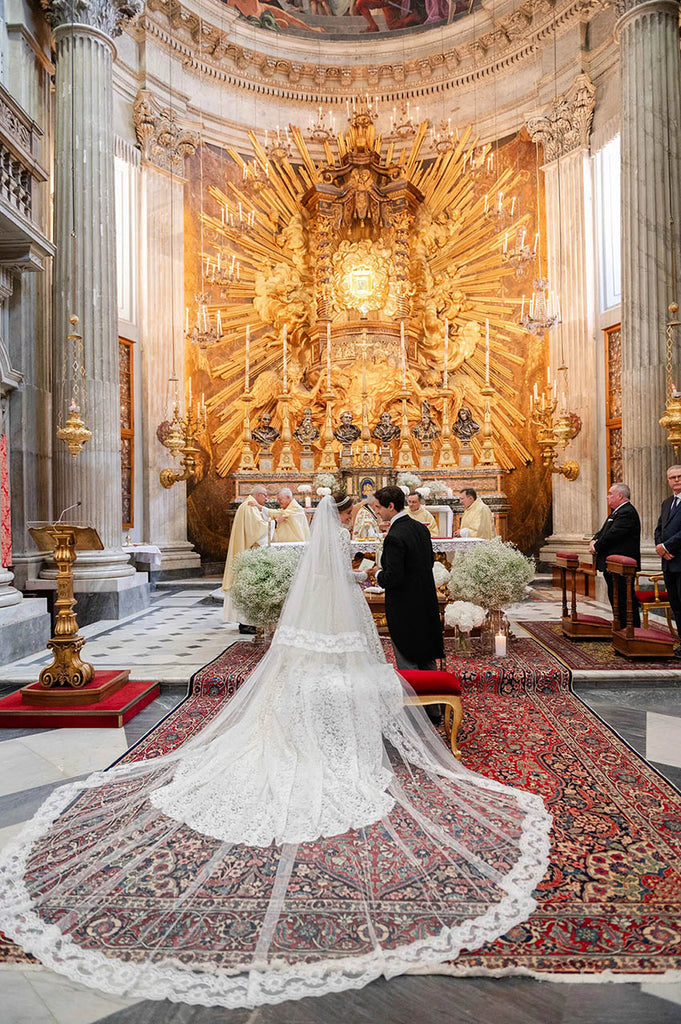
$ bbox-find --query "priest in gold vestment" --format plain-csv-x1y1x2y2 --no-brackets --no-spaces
222,485,270,631
272,488,310,543
406,492,438,536
454,487,495,539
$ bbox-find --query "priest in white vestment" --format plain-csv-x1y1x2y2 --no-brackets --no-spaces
406,492,438,536
272,488,310,543
454,487,495,539
352,494,382,540
222,485,270,631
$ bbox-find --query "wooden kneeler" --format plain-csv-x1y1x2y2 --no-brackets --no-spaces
606,555,675,659
555,551,611,638
398,669,463,760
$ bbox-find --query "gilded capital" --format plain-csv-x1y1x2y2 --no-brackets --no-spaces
527,72,596,162
41,0,144,37
133,90,198,171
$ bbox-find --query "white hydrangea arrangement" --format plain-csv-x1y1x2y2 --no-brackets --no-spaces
447,538,535,610
312,472,339,492
428,479,450,499
298,484,312,494
231,546,301,628
396,471,422,490
432,560,451,590
444,600,486,631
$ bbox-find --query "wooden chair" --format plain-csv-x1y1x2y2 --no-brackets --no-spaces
635,571,677,634
606,555,675,659
399,669,463,760
555,551,611,638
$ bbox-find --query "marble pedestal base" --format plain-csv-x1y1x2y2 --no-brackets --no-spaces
26,573,150,627
0,598,51,665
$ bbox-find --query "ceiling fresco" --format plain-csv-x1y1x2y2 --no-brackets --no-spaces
220,0,474,36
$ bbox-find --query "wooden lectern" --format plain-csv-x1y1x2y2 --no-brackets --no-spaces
28,522,103,688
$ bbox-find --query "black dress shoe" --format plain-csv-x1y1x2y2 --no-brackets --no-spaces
239,624,257,635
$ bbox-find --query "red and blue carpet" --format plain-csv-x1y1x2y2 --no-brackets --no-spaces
1,637,680,978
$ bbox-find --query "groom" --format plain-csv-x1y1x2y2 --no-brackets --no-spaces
366,485,444,671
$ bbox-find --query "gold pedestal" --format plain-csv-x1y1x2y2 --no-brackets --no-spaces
276,392,297,472
395,391,418,470
477,384,498,467
238,391,258,472
318,390,338,471
438,389,457,468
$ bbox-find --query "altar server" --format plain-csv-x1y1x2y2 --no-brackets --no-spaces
454,488,495,539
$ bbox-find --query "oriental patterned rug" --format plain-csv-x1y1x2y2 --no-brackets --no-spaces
517,619,681,674
2,637,680,978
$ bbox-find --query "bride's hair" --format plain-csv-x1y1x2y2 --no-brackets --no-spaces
333,492,353,512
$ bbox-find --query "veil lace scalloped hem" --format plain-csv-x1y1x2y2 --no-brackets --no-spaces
0,496,552,1008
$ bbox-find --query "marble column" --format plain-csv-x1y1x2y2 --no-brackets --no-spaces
134,91,202,575
528,74,600,561
46,0,142,580
618,0,681,543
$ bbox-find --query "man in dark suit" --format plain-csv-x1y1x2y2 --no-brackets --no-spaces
589,482,641,629
654,465,681,657
366,485,444,671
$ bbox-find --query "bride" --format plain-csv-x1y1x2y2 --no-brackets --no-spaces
0,495,551,1008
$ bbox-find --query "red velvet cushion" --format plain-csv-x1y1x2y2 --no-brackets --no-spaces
556,551,580,560
574,613,611,625
615,626,674,640
606,555,638,566
635,589,669,602
398,670,462,696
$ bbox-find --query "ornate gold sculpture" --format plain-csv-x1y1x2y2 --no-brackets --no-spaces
659,303,681,453
57,315,92,459
160,394,206,488
529,375,580,481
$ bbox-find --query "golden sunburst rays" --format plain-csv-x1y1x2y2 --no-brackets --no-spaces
191,119,538,476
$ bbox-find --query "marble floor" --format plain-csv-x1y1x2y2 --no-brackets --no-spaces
1,583,680,1023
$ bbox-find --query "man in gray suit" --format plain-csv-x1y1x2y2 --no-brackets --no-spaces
654,465,681,657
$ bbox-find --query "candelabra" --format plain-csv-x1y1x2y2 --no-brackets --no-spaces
437,389,457,468
307,107,336,144
659,302,681,452
159,393,207,489
186,294,221,348
429,118,458,155
463,144,494,183
242,158,269,197
502,228,534,277
529,373,580,480
389,101,418,141
238,391,257,472
264,125,293,162
520,280,561,335
275,392,297,472
395,391,418,470
477,384,498,466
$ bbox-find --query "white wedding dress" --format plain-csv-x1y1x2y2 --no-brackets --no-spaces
0,497,551,1008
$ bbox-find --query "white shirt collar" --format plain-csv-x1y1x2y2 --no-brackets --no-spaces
392,510,409,523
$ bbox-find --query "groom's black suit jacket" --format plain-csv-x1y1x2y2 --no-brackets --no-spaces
655,496,681,573
376,514,444,664
592,501,641,572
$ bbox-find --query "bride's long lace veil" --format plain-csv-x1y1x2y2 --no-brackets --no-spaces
0,496,551,1008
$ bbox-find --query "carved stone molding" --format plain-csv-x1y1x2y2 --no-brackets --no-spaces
133,90,198,171
135,0,610,103
41,0,144,38
615,0,678,17
527,72,596,161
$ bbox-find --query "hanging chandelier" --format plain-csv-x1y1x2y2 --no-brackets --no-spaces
429,118,458,155
520,279,561,335
264,125,293,162
502,227,535,276
186,293,221,349
57,315,92,458
306,106,336,144
347,94,379,129
389,101,418,141
242,159,269,197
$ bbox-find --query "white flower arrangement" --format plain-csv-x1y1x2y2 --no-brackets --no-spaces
416,485,431,499
298,484,312,494
447,538,535,610
444,600,486,631
432,560,451,589
396,471,422,490
313,471,339,491
446,487,454,498
316,486,331,497
398,485,410,496
428,479,450,499
231,546,301,627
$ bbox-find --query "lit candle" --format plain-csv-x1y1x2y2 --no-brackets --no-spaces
533,382,539,401
533,232,539,253
245,324,250,391
494,632,507,658
444,318,449,386
485,318,490,384
511,196,517,216
326,322,331,390
283,324,288,393
400,321,406,389
305,495,311,508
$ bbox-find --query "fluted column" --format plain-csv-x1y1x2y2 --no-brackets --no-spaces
529,75,600,559
134,91,201,573
48,0,142,578
619,0,681,542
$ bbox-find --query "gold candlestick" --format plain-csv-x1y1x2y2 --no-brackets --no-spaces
437,388,457,468
477,384,499,467
276,392,297,471
318,391,338,470
237,391,257,472
395,390,418,470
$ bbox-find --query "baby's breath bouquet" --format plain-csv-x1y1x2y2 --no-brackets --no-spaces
396,471,422,491
447,538,535,610
231,546,301,628
427,479,450,499
312,472,339,492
